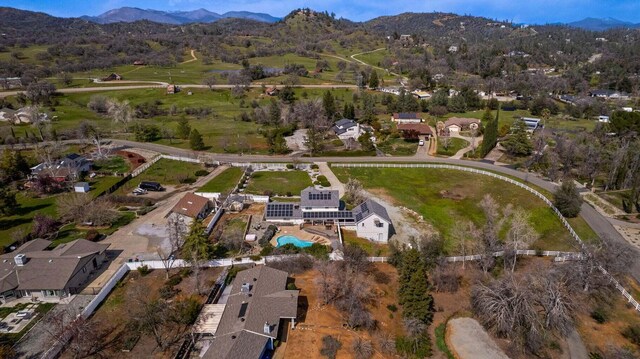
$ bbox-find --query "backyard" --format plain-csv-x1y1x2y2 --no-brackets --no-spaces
244,170,312,196
119,158,205,192
331,167,596,252
198,167,243,194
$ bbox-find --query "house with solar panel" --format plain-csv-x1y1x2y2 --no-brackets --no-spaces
391,112,423,124
264,187,392,243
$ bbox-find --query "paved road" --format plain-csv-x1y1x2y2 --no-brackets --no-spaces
0,83,358,98
4,138,638,282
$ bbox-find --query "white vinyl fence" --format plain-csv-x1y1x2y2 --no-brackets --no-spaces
131,155,161,177
332,162,640,312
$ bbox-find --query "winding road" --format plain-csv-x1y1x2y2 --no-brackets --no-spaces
5,138,635,281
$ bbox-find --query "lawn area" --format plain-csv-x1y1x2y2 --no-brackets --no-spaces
436,137,469,156
0,193,58,247
89,176,124,198
342,229,390,256
92,156,131,174
332,167,580,252
244,170,312,196
377,138,419,156
52,211,136,246
128,158,203,187
198,167,243,194
599,190,636,214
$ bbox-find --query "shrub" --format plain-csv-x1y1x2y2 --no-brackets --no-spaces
159,285,178,299
195,169,209,177
166,275,182,287
260,245,274,256
311,164,319,169
250,255,262,261
259,225,278,246
622,324,640,345
590,307,609,324
137,265,150,276
386,304,398,312
554,180,583,218
320,335,342,359
286,164,294,169
85,229,101,242
287,282,297,290
178,268,193,277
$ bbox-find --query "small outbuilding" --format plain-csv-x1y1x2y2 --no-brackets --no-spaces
74,182,90,193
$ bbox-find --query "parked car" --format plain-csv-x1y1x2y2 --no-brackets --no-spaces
16,311,31,319
418,140,425,146
132,188,147,196
139,181,163,191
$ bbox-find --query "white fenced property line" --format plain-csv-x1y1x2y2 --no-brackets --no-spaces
161,154,201,163
332,162,640,312
131,154,161,177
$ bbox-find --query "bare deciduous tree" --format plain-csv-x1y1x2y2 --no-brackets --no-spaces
107,99,133,126
506,209,538,272
344,178,365,205
351,338,374,359
158,215,188,279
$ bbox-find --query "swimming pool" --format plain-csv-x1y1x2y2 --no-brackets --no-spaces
276,235,313,248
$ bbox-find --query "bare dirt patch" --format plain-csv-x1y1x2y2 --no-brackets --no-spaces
281,263,402,358
447,318,510,359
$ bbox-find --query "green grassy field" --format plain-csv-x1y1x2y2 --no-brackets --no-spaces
198,167,244,194
0,193,58,246
377,138,419,156
244,170,312,196
437,137,469,156
331,167,585,252
126,158,203,188
342,229,390,256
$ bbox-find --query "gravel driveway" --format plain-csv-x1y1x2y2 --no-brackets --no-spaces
447,317,510,359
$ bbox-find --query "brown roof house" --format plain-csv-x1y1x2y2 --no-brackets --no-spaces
168,193,213,225
202,265,299,359
0,239,109,303
265,87,280,96
397,123,433,138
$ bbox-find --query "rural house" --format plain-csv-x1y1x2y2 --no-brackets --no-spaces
202,266,298,359
101,73,122,81
30,153,91,182
589,89,630,100
168,192,214,224
265,87,280,96
397,123,433,139
332,118,362,140
443,117,481,134
391,112,422,124
0,239,109,303
265,187,393,243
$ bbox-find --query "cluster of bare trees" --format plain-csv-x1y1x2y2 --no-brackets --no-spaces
316,245,377,330
57,194,119,227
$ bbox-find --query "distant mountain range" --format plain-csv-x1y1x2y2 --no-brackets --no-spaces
566,17,640,31
80,7,280,24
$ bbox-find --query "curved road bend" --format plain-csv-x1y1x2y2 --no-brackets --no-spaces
4,138,639,282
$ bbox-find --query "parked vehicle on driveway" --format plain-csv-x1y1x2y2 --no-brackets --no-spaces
418,140,425,146
132,188,147,196
139,181,164,191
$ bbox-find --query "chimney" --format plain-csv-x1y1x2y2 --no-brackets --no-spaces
263,322,270,335
14,254,27,266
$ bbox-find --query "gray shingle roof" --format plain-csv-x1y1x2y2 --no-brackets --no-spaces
205,265,298,359
332,119,358,135
0,239,109,292
352,199,392,224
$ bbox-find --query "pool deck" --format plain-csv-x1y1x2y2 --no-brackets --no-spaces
270,226,331,247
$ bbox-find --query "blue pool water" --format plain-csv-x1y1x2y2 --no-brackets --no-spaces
276,235,313,248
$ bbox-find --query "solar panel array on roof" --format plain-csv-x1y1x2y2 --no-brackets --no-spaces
302,211,353,219
265,203,294,218
309,192,332,201
397,113,418,119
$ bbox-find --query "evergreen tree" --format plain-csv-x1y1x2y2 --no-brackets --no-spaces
368,71,379,89
278,86,296,104
480,108,498,156
361,93,376,124
305,127,324,155
554,180,583,218
502,121,533,156
343,103,355,119
398,249,434,325
176,118,191,140
268,99,281,125
189,129,205,150
358,131,375,152
0,187,18,216
323,91,337,120
272,134,290,154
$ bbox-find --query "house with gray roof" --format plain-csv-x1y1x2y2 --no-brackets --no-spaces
0,239,109,303
202,265,298,359
332,118,362,140
265,187,393,243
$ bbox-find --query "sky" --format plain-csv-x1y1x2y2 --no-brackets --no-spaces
3,0,640,24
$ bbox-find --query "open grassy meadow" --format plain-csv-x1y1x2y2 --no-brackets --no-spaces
436,137,468,156
198,167,244,194
332,167,592,252
127,158,204,187
244,170,312,196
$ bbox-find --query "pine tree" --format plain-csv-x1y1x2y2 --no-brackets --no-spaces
189,129,205,150
323,91,337,120
368,71,379,89
176,118,191,139
0,187,18,216
502,121,533,156
554,180,583,218
480,108,498,157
